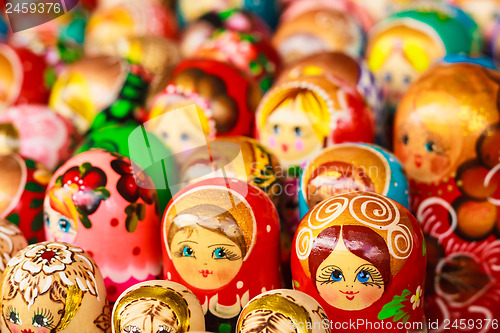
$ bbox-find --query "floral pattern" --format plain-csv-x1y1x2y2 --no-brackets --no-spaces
52,162,110,228
411,286,422,310
4,242,99,307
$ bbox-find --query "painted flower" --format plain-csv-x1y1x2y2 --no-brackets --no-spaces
411,286,422,310
111,158,154,204
5,242,98,307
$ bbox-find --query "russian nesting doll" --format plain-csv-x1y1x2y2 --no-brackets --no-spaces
146,59,260,159
43,149,162,302
0,218,28,277
0,153,50,244
49,56,150,134
162,177,282,332
1,241,111,332
194,28,281,92
394,62,500,333
0,105,80,171
0,44,50,112
236,289,331,333
272,8,365,65
367,4,481,112
111,280,206,333
180,8,271,58
298,143,409,219
292,192,426,333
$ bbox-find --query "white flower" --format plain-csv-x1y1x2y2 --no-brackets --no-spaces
411,286,422,310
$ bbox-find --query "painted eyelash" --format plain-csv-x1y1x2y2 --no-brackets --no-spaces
5,305,20,324
316,266,343,285
356,265,384,287
213,247,241,261
173,246,195,258
124,325,143,333
157,325,175,333
32,308,55,328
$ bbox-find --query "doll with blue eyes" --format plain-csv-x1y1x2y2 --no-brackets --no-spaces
292,192,426,332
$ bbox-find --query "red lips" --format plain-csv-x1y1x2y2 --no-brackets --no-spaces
281,144,288,152
199,269,213,278
414,154,423,168
21,330,34,333
340,290,359,301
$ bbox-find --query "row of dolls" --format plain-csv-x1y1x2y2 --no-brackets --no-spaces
0,183,426,333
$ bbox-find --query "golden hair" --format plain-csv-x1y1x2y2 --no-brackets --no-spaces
258,88,331,140
149,101,210,136
368,24,444,73
0,123,20,153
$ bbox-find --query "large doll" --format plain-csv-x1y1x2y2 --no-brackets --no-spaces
111,281,206,333
394,62,500,332
292,192,426,333
43,149,162,302
1,241,111,332
162,177,282,333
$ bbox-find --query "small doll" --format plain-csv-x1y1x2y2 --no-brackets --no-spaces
236,289,331,333
0,153,51,244
0,105,80,171
298,143,409,219
44,149,162,302
162,177,282,333
1,241,111,332
292,192,426,333
111,280,206,333
394,62,500,333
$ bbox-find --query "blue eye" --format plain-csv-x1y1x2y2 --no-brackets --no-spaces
425,141,435,152
273,125,280,134
330,269,343,282
182,246,193,257
384,73,392,82
403,76,411,85
214,248,226,259
357,270,371,283
402,134,409,145
162,132,168,139
294,127,302,137
181,133,189,142
44,213,50,226
58,218,70,232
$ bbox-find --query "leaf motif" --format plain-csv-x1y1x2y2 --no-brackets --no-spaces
95,187,110,200
25,182,44,192
79,162,92,177
6,213,20,226
78,212,92,229
55,175,63,186
29,198,44,209
136,204,146,221
31,211,44,232
378,289,411,322
125,214,138,233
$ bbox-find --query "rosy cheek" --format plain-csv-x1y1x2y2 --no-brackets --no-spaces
268,136,277,148
8,324,20,333
430,154,451,175
318,285,339,306
294,139,305,151
359,286,383,306
37,328,50,333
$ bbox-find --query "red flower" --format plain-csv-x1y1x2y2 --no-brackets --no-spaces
111,159,154,204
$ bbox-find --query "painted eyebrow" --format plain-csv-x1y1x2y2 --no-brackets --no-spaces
177,240,198,245
355,264,377,273
208,243,238,248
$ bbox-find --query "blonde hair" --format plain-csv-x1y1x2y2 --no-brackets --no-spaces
368,24,444,73
149,99,210,136
258,88,330,140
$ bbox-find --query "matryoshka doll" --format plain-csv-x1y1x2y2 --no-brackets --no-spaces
256,74,374,236
180,8,271,58
292,192,426,333
394,63,500,332
111,280,206,333
272,7,365,65
298,143,409,219
194,28,281,92
0,44,50,112
1,241,111,332
84,0,178,57
0,105,80,171
43,149,162,302
236,289,331,333
0,218,28,278
146,59,261,158
277,52,386,147
367,4,481,112
49,56,150,134
162,177,282,332
0,153,50,244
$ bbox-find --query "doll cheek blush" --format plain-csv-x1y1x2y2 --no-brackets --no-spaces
294,139,305,151
268,136,277,148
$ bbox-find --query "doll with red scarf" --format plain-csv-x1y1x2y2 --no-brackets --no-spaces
292,192,426,333
161,177,282,333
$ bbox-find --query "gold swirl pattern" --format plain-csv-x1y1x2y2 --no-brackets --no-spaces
307,197,348,230
348,194,413,259
296,228,314,260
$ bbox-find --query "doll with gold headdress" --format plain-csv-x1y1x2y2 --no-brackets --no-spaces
1,241,110,332
162,178,282,333
111,281,205,333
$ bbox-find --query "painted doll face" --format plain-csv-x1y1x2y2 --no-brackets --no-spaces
3,292,65,333
119,299,178,333
395,115,454,184
261,103,323,168
170,225,243,290
151,110,207,157
43,199,78,244
378,52,417,108
315,234,385,311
